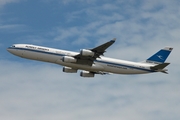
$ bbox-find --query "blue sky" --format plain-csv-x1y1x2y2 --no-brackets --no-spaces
1,0,180,120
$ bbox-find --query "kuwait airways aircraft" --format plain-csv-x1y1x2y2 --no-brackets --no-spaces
7,38,173,77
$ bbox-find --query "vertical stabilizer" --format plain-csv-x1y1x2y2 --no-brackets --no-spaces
146,47,173,64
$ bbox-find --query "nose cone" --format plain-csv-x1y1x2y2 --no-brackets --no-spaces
7,47,15,54
7,47,12,53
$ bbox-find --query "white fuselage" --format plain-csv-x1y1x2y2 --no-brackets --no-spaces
7,44,155,74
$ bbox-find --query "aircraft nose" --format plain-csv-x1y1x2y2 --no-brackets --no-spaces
7,47,13,53
7,47,10,52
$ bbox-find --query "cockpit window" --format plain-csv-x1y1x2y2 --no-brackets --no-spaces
12,45,15,47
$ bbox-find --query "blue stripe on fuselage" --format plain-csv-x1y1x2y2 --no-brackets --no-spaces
8,47,65,56
8,47,155,73
95,60,155,72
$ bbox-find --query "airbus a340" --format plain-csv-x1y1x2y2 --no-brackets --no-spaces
7,38,173,77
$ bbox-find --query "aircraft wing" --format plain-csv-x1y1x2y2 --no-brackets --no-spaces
90,38,116,58
74,38,116,66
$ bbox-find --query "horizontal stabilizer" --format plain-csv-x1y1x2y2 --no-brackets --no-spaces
150,63,170,70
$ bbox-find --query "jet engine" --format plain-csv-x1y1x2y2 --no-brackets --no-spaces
80,71,95,77
62,56,77,63
80,49,94,57
63,67,77,73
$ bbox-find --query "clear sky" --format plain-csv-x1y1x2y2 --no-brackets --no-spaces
0,0,180,120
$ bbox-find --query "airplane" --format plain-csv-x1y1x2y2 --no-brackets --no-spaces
7,38,173,77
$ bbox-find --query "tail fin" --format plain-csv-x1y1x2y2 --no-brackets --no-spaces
146,47,173,64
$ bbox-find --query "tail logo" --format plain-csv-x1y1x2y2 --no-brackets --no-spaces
147,47,173,63
157,55,164,60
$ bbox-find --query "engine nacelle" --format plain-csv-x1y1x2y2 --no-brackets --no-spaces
80,71,95,77
62,56,77,63
63,67,77,73
80,49,94,57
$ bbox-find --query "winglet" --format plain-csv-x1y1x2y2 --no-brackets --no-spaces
112,38,116,41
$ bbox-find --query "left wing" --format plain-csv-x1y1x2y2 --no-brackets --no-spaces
90,38,116,58
74,38,116,66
